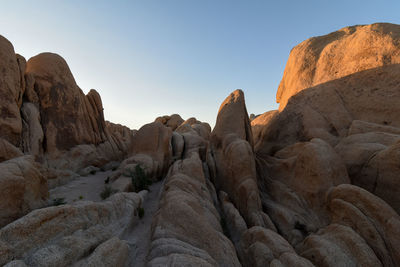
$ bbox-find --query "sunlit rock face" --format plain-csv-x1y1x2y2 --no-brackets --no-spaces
277,23,400,111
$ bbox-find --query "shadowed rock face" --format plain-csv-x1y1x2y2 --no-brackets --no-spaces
211,90,275,230
129,121,173,180
251,110,278,148
26,53,108,154
0,36,24,146
0,192,141,266
155,114,184,131
0,156,48,227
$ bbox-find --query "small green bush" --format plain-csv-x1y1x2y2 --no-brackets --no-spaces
138,207,145,219
79,195,84,200
100,186,115,200
52,198,66,206
127,165,152,192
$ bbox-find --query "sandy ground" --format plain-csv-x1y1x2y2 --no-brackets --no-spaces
49,170,114,204
122,181,164,267
49,170,164,266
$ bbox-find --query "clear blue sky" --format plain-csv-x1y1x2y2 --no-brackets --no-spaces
1,0,400,129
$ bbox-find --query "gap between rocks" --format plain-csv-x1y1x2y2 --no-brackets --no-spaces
121,180,163,267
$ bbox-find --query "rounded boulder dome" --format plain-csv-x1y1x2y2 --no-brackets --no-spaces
26,52,76,86
277,23,400,110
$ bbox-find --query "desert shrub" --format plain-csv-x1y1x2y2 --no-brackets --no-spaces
138,207,145,219
220,217,230,238
127,165,152,192
52,198,66,206
100,186,115,200
79,195,84,200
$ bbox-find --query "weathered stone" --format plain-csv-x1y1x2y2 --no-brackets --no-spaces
299,224,381,267
128,122,172,180
20,103,44,155
0,156,47,227
0,192,142,266
239,226,314,267
149,153,240,266
25,53,108,154
0,138,23,163
73,237,129,267
277,23,400,110
251,110,278,147
155,114,184,131
257,138,349,246
327,184,400,265
211,90,274,229
0,35,23,146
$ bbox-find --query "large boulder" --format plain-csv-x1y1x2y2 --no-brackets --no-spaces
257,63,400,155
0,35,24,146
335,121,400,214
358,141,400,214
277,23,400,110
121,122,172,180
299,184,400,266
25,53,108,154
299,224,381,267
212,89,253,147
0,192,142,266
251,110,278,147
176,117,212,141
148,152,240,266
105,121,135,155
257,24,400,155
155,114,184,131
0,156,47,227
257,138,349,246
239,226,313,267
211,90,274,229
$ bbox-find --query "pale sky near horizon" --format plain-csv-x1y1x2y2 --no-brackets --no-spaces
1,1,400,129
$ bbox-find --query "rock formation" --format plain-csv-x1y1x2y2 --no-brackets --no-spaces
0,35,135,229
0,36,24,147
0,156,47,227
277,23,400,110
1,22,400,266
210,90,275,229
0,192,143,266
25,53,107,154
252,22,400,266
